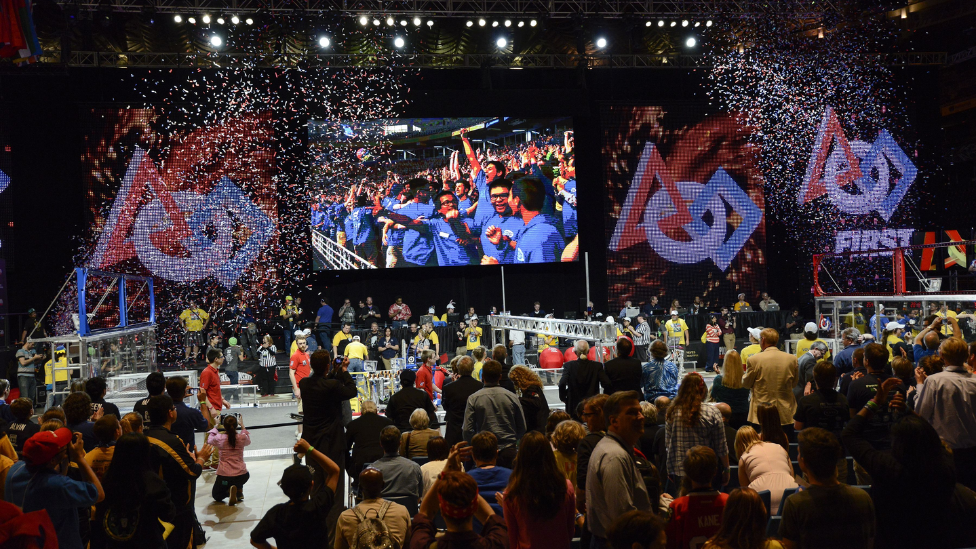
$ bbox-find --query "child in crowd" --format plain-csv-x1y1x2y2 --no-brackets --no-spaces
208,414,251,505
666,446,729,549
7,397,38,456
86,415,121,481
120,411,144,434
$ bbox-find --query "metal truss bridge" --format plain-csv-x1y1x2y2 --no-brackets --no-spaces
488,313,618,344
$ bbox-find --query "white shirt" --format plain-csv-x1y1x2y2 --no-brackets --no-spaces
510,330,526,346
915,365,976,449
420,459,447,496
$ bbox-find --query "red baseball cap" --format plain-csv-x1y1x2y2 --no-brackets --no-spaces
22,428,72,466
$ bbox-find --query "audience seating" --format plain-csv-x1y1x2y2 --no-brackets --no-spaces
853,485,871,496
412,456,430,467
847,456,855,482
724,466,740,493
777,487,798,515
758,490,771,520
788,443,798,460
385,494,420,517
767,515,782,537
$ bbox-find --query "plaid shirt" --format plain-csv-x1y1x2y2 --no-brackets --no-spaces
665,404,728,477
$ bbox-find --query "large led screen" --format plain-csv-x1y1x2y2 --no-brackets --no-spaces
309,117,578,269
603,105,767,308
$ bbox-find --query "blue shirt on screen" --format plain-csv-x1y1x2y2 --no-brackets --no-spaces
346,206,377,246
459,196,473,213
316,304,334,323
423,216,477,266
515,214,565,264
480,212,522,264
398,202,435,266
311,209,326,230
382,197,406,247
469,170,493,235
561,178,578,240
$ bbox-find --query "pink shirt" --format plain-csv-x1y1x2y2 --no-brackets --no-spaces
207,427,251,477
501,479,576,549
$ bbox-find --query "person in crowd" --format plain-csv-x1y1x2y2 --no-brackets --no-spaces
667,446,728,549
713,403,738,463
343,335,369,373
794,361,849,482
739,327,763,367
407,441,508,549
492,345,517,393
508,365,549,434
639,401,662,463
256,334,278,397
120,411,144,434
734,425,797,514
400,408,440,458
63,392,97,452
345,399,394,484
846,342,902,484
665,373,729,490
377,327,399,370
756,403,790,455
915,336,976,490
4,427,103,549
7,397,38,456
250,439,341,549
389,297,412,329
552,419,586,491
546,410,572,441
586,391,653,548
386,369,438,433
664,311,689,351
704,315,723,373
881,321,907,362
200,348,231,467
867,304,889,340
838,347,866,397
909,354,943,409
606,510,667,549
833,327,862,375
442,356,482,445
633,315,653,363
559,340,611,421
468,431,512,518
463,359,526,469
779,428,875,549
300,350,357,486
913,315,958,365
165,376,212,449
743,328,798,440
734,294,751,312
499,430,576,549
85,376,121,419
642,340,679,402
415,349,441,401
207,414,250,505
337,298,356,327
464,316,484,355
85,414,121,481
370,425,423,499
577,393,610,549
420,436,450,495
794,323,830,361
180,299,210,363
144,394,212,549
842,377,976,549
314,297,334,351
758,292,778,312
702,487,785,549
335,468,411,549
289,334,311,424
605,338,643,395
503,177,565,263
333,323,354,355
794,341,827,403
509,328,527,366
709,350,750,428
470,346,487,381
91,432,176,549
15,340,45,406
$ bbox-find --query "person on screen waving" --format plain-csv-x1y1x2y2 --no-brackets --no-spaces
479,178,523,264
487,176,564,264
460,127,507,234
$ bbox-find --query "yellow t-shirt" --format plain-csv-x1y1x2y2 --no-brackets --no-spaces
472,361,483,381
734,301,751,312
414,332,439,351
344,341,369,360
937,310,958,336
885,334,905,360
333,332,353,350
179,308,209,332
85,446,115,481
795,338,832,360
740,344,762,367
537,334,558,353
44,356,69,385
280,304,298,319
464,327,483,350
665,319,689,340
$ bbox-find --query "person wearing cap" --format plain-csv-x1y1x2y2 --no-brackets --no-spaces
733,293,751,312
881,321,907,362
414,321,440,362
388,296,412,330
439,302,457,323
280,296,299,354
463,316,483,355
19,307,45,345
4,427,104,549
224,336,245,386
179,299,209,363
795,340,829,402
664,311,689,350
343,334,369,373
250,439,341,549
795,322,832,361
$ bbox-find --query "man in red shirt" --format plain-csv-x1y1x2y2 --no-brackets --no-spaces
415,349,438,401
665,446,729,549
200,348,230,467
289,336,311,438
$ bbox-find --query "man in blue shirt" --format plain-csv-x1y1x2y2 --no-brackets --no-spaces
165,376,211,448
480,179,523,264
455,179,474,213
461,128,507,235
345,195,380,265
868,304,889,340
381,184,406,267
6,428,103,549
315,297,335,350
833,327,863,375
508,177,566,264
388,178,436,267
389,191,479,266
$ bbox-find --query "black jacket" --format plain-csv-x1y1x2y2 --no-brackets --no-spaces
345,412,394,478
299,371,358,470
441,375,483,445
145,426,202,508
559,359,611,420
520,385,551,434
385,386,439,433
603,357,643,395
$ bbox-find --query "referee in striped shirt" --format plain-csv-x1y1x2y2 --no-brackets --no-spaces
633,315,652,362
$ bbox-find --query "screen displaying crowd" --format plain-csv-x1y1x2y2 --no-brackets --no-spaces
309,117,578,269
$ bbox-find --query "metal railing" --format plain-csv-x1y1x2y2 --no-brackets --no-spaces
488,313,618,344
311,230,377,270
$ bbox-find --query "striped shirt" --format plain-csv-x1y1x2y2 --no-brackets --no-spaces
259,345,277,368
634,322,652,346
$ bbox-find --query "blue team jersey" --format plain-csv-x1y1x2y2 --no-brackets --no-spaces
469,170,492,235
561,179,578,240
334,205,349,232
382,197,406,247
311,209,325,230
399,202,436,265
515,215,565,263
480,212,522,263
459,196,473,213
316,305,334,323
424,217,477,266
348,207,377,245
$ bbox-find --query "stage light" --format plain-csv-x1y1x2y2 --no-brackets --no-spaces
492,21,499,27
479,18,486,26
427,20,434,27
413,17,421,26
685,36,696,47
901,8,907,18
216,17,225,24
670,21,677,27
210,35,222,46
496,37,507,48
174,14,182,22
694,21,700,27
386,16,395,26
517,21,524,27
504,19,511,27
318,36,330,48
681,19,688,27
188,16,196,24
818,28,824,39
658,20,664,27
394,36,405,48
373,18,380,26
530,19,537,26
245,17,253,25
359,15,369,25
231,15,239,24
645,21,651,27
202,14,211,24
596,37,607,48
400,20,407,26
466,20,474,27
706,20,713,27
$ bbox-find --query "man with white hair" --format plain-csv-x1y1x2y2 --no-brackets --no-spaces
558,340,611,420
834,327,863,375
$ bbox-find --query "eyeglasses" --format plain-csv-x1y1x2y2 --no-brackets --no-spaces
489,193,509,201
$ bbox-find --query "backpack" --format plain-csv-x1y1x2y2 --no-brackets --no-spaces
351,500,398,549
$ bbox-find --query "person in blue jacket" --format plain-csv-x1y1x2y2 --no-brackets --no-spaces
509,176,565,264
385,191,479,267
390,178,436,267
479,179,523,264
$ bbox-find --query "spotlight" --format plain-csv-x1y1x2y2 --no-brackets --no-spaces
386,16,394,26
466,20,473,27
427,20,434,27
373,18,380,26
318,36,330,48
530,19,537,26
394,36,405,48
210,35,222,46
658,20,665,27
492,21,499,27
400,20,407,26
202,14,211,24
694,21,700,27
670,21,676,27
231,15,239,24
818,28,824,39
496,37,507,48
645,21,651,27
478,18,486,26
174,14,182,22
681,19,688,27
359,15,368,25
706,20,713,27
517,21,524,27
216,17,224,24
685,36,696,47
901,8,907,18
188,16,196,24
245,17,253,25
413,17,421,26
596,37,607,48
504,19,511,27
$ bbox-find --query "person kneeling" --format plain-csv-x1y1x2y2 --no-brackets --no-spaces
209,414,251,505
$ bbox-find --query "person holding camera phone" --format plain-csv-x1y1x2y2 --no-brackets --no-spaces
16,340,45,406
208,413,250,505
299,350,357,487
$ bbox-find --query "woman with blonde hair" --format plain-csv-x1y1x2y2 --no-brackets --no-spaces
702,487,785,549
735,425,796,515
550,419,586,490
509,365,550,434
400,408,440,458
709,350,751,428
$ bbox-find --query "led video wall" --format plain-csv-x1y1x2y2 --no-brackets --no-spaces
308,116,578,269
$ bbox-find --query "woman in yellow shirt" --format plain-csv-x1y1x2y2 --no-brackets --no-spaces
882,321,906,361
